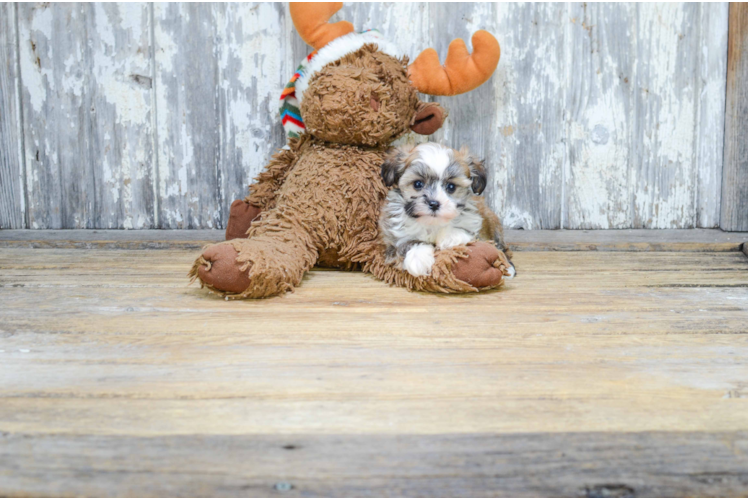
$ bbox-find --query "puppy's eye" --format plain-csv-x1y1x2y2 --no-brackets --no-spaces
446,182,456,194
413,180,424,190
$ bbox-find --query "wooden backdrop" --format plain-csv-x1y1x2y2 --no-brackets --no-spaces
0,3,732,230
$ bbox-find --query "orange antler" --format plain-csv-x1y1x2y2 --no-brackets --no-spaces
408,31,501,96
289,2,354,50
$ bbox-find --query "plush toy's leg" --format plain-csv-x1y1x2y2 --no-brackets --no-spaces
225,200,262,240
192,243,251,293
190,217,319,299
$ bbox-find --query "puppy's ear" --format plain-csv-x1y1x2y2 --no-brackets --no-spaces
468,156,488,195
381,147,408,187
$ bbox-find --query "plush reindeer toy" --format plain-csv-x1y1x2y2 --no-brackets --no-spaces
190,2,512,299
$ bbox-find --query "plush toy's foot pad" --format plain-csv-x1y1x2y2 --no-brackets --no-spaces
196,243,251,294
452,242,509,289
225,200,262,241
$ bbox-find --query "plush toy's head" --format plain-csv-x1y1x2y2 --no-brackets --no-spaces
300,44,420,147
281,2,501,148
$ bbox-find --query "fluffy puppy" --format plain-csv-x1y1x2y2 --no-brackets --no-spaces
379,142,514,278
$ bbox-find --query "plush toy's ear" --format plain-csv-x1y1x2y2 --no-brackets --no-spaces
468,155,487,195
381,147,409,187
411,102,446,136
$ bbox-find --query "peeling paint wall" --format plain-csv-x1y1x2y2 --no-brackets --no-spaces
0,2,729,229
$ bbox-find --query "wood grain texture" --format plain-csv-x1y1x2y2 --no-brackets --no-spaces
722,2,748,231
696,3,729,228
339,3,430,70
566,3,634,230
0,3,26,229
487,3,567,230
153,3,220,229
216,4,291,224
18,3,92,228
2,228,748,252
566,4,728,230
153,3,291,229
16,3,155,229
87,3,155,230
2,3,737,229
0,246,747,495
2,432,748,497
632,4,700,228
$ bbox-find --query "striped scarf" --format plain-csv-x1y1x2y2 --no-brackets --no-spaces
279,51,316,139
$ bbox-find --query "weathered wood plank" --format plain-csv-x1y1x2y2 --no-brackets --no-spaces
2,431,748,497
565,3,728,230
490,3,567,229
566,3,635,230
0,3,26,229
632,4,700,228
17,3,154,229
340,2,430,60
154,3,290,230
153,3,220,229
722,2,748,231
504,228,748,252
214,3,290,223
696,3,729,228
18,3,90,228
86,3,155,229
0,247,747,495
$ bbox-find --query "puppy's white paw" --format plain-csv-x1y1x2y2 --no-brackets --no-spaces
403,244,435,277
436,228,473,250
503,264,516,279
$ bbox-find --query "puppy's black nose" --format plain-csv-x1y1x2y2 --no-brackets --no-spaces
427,199,440,211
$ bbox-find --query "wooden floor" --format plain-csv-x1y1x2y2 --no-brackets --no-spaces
1,231,748,497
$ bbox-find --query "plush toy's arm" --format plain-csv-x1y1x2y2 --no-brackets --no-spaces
224,138,307,241
245,138,305,210
349,238,509,293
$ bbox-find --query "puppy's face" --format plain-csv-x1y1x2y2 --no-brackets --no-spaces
382,143,487,226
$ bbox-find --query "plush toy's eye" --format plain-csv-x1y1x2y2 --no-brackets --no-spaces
413,180,424,190
446,182,456,194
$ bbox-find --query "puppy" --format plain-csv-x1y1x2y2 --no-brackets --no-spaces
379,142,514,278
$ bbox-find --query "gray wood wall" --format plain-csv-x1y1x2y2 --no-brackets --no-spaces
722,2,748,231
0,3,734,230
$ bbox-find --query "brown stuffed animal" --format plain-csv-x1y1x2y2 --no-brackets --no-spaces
189,2,511,299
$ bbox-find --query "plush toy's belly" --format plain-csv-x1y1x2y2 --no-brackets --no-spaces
274,142,389,258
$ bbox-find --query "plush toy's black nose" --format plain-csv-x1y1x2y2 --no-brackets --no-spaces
427,199,440,211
